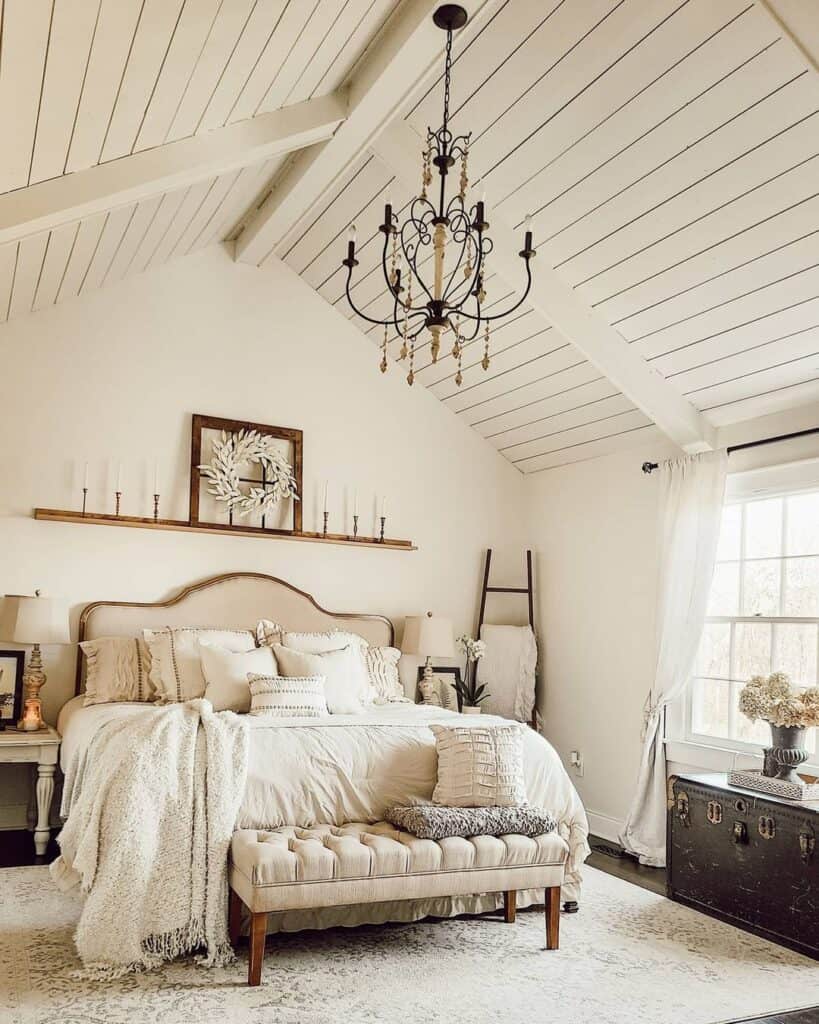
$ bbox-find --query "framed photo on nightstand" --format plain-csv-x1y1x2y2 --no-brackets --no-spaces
416,665,462,712
0,651,24,729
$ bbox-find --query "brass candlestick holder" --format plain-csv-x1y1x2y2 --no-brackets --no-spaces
115,491,122,516
352,514,359,540
323,511,329,536
153,494,160,521
379,516,386,542
81,487,88,516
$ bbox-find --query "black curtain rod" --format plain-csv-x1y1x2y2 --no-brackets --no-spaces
641,426,819,474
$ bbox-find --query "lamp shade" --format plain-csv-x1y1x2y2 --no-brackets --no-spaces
0,594,70,645
401,613,454,658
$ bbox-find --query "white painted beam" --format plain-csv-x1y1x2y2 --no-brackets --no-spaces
0,93,347,247
234,0,500,266
372,120,716,454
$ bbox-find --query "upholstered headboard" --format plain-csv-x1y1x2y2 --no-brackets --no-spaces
75,571,394,695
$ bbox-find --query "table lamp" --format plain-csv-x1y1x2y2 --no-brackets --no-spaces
401,612,454,689
0,591,70,731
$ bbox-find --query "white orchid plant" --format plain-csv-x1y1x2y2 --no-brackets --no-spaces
455,634,489,708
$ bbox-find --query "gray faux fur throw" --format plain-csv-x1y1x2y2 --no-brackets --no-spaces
385,804,557,840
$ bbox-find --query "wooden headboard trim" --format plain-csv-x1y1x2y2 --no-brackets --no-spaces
74,571,395,696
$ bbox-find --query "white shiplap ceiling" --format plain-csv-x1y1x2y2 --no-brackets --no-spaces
1,0,817,472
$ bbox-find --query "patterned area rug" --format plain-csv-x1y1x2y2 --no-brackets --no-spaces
2,864,817,1024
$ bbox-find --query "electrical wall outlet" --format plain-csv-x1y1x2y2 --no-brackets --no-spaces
569,750,584,777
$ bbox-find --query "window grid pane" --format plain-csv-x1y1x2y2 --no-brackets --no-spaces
690,485,819,754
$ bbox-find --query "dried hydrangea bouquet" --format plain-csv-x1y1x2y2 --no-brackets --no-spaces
739,672,819,783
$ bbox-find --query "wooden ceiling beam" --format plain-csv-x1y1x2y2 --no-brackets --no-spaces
372,120,716,454
0,92,347,247
234,0,500,267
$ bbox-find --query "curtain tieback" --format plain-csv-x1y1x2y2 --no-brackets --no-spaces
641,692,661,740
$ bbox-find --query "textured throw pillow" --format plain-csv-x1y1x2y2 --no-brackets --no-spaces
144,627,256,703
80,636,155,706
385,804,556,840
272,643,363,714
365,645,406,702
248,674,327,718
282,630,374,703
200,642,277,713
255,619,284,648
430,724,527,807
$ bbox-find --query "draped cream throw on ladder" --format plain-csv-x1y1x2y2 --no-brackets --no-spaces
51,700,249,976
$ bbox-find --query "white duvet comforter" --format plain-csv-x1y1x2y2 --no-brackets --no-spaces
58,698,590,906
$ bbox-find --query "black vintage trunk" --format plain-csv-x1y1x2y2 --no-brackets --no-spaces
667,773,818,959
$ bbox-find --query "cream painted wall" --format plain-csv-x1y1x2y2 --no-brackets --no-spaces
0,244,527,827
525,418,819,841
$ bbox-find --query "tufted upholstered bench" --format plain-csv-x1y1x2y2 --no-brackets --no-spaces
229,821,569,985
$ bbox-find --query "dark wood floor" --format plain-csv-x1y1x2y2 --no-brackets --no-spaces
1,829,816,1024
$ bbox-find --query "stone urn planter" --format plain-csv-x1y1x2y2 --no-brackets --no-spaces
769,724,809,784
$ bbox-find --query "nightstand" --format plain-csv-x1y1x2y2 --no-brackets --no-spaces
0,727,60,856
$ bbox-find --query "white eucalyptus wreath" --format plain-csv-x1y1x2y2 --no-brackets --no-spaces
199,429,299,519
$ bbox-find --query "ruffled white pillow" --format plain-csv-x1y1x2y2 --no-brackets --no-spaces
80,636,155,706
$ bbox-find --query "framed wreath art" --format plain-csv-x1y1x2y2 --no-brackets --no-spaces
189,414,303,533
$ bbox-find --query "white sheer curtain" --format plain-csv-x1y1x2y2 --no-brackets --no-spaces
620,450,728,867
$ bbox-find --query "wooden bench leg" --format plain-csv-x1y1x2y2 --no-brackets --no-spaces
545,885,560,950
248,911,267,986
228,888,242,946
503,890,516,923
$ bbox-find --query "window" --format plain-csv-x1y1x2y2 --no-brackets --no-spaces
688,485,819,755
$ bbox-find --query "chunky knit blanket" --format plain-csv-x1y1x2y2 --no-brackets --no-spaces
50,699,248,977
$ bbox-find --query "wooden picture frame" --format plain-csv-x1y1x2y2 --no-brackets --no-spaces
189,413,303,534
416,665,462,712
0,651,24,728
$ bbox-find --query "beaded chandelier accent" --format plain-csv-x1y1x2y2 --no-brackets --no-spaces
341,4,536,387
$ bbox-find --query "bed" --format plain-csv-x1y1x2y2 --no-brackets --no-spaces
57,571,590,932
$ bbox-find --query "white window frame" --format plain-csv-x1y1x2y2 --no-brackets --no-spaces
668,462,819,775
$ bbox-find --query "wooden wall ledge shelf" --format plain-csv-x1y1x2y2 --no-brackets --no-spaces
33,509,417,551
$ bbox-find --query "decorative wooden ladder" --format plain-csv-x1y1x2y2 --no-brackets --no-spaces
476,548,535,635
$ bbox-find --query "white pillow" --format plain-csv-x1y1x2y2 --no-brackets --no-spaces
248,674,328,718
430,724,527,807
80,636,156,706
273,643,363,714
144,627,256,703
365,645,406,703
282,630,373,703
200,642,277,713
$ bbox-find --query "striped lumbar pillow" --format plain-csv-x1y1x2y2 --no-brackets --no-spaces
248,674,328,718
430,723,527,807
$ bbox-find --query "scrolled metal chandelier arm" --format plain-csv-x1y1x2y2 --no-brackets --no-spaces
340,3,536,387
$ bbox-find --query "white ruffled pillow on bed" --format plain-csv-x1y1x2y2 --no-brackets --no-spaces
272,643,363,714
80,636,156,705
144,627,256,703
200,642,277,713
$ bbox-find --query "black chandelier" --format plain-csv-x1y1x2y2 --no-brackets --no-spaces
341,3,536,387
